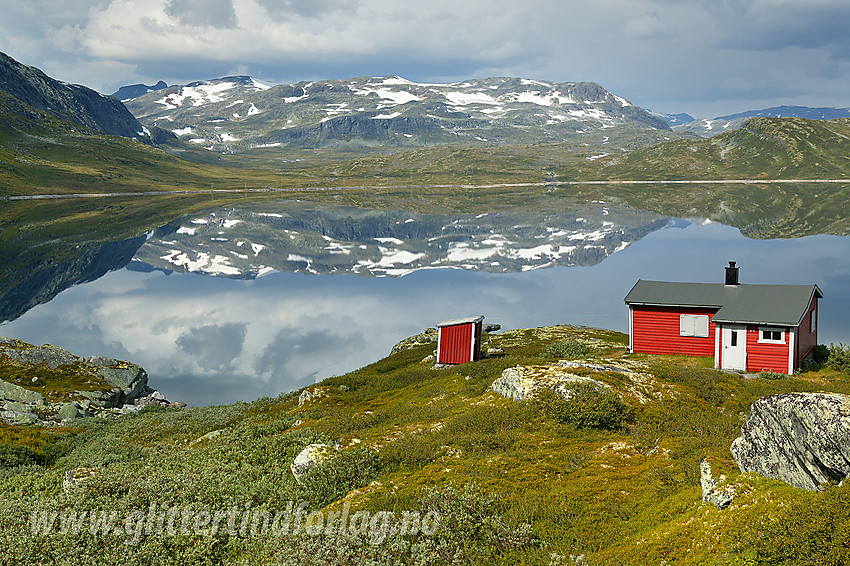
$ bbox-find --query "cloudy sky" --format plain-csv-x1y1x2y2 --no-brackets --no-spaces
1,0,848,118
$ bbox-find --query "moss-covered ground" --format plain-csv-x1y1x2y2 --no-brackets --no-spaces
2,325,850,564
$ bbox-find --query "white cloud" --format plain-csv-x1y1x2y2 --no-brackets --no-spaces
1,0,849,117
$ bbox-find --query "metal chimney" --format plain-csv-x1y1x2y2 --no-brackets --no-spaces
725,261,739,285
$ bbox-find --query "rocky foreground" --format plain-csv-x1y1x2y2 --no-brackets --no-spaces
0,337,183,425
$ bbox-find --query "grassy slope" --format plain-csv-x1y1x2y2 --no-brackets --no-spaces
3,325,849,564
593,117,850,181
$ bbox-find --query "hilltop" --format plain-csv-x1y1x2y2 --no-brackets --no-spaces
3,324,850,564
572,117,850,181
674,105,850,137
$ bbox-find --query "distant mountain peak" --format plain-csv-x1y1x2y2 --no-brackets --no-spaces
112,81,168,101
125,74,670,151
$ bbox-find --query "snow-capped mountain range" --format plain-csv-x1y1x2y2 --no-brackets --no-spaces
123,75,671,151
131,203,671,279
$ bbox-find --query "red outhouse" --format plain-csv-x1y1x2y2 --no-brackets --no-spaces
624,262,822,375
436,315,484,364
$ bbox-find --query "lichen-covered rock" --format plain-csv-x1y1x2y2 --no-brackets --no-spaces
700,460,734,509
491,365,608,402
0,380,45,403
298,387,328,406
63,467,97,494
57,401,87,421
76,388,121,408
0,343,78,369
96,365,149,402
390,328,438,354
1,409,41,426
188,429,225,447
731,393,850,491
291,443,335,482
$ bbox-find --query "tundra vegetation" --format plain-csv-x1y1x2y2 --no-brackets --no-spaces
2,325,850,564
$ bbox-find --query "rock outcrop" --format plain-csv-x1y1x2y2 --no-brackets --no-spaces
731,393,850,491
700,460,734,509
490,363,609,402
391,328,438,354
291,443,336,482
0,337,182,425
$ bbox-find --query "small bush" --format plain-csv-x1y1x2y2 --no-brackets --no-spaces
417,483,538,564
299,447,381,508
812,344,830,365
758,370,788,380
0,444,48,468
536,384,632,431
827,343,850,373
544,340,590,359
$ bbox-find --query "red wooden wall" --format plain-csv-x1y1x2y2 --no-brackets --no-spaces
795,295,819,367
745,326,790,374
438,323,474,364
631,306,717,356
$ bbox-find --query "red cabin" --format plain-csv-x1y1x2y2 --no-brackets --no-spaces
436,315,484,364
624,262,822,374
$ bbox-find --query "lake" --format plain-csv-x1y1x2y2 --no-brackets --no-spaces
3,200,850,406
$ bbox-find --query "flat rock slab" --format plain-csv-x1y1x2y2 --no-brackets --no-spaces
731,392,850,491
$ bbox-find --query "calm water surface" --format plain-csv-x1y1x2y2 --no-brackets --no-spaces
3,217,849,406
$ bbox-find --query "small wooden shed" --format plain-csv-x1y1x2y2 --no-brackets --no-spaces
436,315,484,364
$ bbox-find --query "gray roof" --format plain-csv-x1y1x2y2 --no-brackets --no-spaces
437,315,484,327
624,280,822,326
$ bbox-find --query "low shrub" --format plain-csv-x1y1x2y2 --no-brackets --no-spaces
417,483,538,564
827,342,850,373
299,447,381,509
0,444,48,468
544,340,590,359
536,385,632,431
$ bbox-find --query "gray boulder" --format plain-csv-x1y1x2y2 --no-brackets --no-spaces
731,393,850,491
85,356,120,367
76,388,121,408
1,410,41,426
0,379,45,403
96,365,148,403
390,328,438,354
57,401,87,421
291,443,335,482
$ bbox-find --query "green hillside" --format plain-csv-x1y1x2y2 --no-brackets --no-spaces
590,117,850,180
3,325,850,564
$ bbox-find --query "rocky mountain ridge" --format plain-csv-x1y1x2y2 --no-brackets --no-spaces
0,52,172,144
123,74,671,151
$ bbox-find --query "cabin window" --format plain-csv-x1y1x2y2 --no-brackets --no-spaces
730,331,738,347
680,314,709,338
811,309,817,333
759,328,785,343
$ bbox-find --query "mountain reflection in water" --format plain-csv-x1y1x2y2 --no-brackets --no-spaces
132,202,670,278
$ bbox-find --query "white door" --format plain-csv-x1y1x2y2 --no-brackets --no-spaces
722,324,747,370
